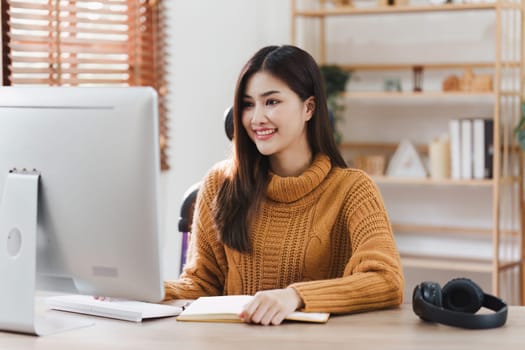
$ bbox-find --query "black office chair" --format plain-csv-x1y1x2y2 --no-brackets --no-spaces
178,107,234,272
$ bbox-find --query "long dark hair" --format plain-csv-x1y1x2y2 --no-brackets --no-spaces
213,45,346,253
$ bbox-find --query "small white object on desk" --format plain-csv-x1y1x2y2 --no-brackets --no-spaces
46,295,182,323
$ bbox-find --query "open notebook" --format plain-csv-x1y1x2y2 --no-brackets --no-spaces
45,295,182,323
177,295,330,323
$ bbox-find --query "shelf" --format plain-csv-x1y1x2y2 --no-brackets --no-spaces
340,141,428,153
402,254,522,272
373,176,521,186
342,91,495,102
371,176,494,186
392,223,496,236
392,223,519,237
336,62,520,71
499,260,523,271
401,254,493,272
501,91,522,97
340,142,521,154
294,3,498,17
371,176,518,186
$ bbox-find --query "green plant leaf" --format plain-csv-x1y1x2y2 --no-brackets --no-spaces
320,65,352,145
320,65,351,98
515,103,525,151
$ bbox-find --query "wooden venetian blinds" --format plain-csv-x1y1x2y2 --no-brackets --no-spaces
1,0,169,170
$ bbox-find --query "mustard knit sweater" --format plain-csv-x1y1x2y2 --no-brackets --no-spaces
165,154,404,314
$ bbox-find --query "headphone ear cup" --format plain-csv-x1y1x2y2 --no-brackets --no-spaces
420,282,443,307
442,278,484,313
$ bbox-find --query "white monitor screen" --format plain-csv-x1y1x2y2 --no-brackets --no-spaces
0,86,164,303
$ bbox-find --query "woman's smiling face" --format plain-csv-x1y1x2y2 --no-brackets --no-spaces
241,71,314,160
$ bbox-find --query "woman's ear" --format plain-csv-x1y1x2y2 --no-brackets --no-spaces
304,96,316,121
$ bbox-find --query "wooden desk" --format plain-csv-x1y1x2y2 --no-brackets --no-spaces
0,304,524,349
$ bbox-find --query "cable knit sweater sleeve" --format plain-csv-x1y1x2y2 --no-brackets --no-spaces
164,163,228,300
290,172,404,314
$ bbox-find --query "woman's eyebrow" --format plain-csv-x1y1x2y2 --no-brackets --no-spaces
260,90,280,97
244,90,281,99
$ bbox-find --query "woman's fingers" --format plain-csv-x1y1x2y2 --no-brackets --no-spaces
241,289,294,325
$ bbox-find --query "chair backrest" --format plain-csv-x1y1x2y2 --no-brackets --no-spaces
178,182,200,233
223,106,234,141
178,106,234,233
177,106,233,272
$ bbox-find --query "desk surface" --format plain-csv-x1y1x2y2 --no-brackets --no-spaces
1,304,524,349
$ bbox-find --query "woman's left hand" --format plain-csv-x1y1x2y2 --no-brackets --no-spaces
240,287,304,325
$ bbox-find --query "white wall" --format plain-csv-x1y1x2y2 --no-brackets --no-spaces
162,0,291,279
0,1,2,83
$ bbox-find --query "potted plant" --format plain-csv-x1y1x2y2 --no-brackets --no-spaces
515,103,525,151
320,64,351,144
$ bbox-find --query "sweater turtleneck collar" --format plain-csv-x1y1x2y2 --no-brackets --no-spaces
266,153,332,203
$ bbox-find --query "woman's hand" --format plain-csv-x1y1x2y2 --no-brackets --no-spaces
240,287,304,326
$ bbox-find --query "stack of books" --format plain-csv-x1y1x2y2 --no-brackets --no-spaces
449,118,494,180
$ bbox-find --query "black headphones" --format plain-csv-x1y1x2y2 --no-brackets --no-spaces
412,278,508,329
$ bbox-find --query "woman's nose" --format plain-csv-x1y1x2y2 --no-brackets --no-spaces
251,105,267,124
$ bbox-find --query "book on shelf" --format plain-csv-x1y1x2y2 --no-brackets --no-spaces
449,118,493,180
473,119,494,179
460,119,473,179
449,119,462,179
176,295,330,324
483,119,494,179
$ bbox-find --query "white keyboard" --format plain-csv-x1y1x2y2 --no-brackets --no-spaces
45,295,182,323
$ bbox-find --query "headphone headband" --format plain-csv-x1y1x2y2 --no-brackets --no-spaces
412,280,508,329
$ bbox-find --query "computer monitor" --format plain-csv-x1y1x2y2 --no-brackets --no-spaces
0,87,165,335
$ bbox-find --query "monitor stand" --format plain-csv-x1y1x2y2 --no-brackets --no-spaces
0,170,93,336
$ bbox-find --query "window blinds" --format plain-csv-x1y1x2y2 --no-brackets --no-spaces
1,0,169,170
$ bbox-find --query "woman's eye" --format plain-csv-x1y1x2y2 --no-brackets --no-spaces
266,99,279,106
242,101,254,108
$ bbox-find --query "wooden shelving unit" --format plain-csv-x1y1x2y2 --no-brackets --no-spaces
292,0,525,304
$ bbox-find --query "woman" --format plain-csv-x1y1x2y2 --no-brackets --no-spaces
165,45,404,325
